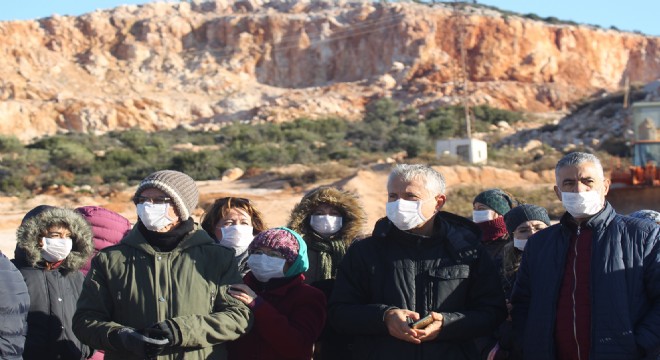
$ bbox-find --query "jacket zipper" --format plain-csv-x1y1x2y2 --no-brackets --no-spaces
572,225,582,360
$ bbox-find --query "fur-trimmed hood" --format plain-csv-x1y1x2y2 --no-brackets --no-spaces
14,207,93,272
287,187,367,245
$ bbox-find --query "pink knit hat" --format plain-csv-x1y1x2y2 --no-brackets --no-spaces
249,227,300,263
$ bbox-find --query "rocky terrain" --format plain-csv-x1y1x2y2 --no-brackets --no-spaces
0,0,659,141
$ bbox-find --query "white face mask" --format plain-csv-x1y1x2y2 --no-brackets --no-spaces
247,253,286,282
472,209,496,223
310,215,343,236
513,238,527,251
386,199,427,231
41,237,73,262
219,225,254,255
561,191,603,218
137,203,175,231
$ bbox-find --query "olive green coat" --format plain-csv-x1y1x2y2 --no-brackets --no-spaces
73,225,253,360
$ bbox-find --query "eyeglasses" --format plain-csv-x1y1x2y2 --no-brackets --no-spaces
134,195,173,205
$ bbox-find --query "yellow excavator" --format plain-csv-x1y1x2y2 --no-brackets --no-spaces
607,102,660,214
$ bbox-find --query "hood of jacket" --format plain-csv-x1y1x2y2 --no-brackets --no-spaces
14,207,93,272
287,187,367,245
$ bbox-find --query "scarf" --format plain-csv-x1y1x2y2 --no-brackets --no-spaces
306,235,349,280
138,218,195,252
477,216,508,242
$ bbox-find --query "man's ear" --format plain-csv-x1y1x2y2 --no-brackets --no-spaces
602,178,611,196
435,194,447,212
553,185,562,201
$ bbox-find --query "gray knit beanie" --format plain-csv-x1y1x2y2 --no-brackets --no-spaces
135,170,199,221
504,204,551,234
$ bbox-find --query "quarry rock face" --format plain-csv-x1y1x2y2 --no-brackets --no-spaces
1,0,660,140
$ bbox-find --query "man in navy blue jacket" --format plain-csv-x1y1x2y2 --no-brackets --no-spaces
511,152,660,360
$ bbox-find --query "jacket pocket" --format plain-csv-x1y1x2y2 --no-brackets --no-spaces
430,264,470,280
428,264,470,310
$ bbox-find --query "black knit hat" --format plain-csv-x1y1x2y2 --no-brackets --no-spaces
473,189,516,216
504,204,551,234
135,170,199,221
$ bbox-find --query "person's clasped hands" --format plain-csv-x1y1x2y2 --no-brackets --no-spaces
384,309,444,344
109,320,181,358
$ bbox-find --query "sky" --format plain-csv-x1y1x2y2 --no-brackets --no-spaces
0,1,659,37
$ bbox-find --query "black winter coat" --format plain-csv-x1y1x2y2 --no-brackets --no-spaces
12,207,94,360
329,213,507,360
511,203,660,360
13,265,89,360
0,254,29,360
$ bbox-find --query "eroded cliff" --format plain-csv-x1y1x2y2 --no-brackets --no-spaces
1,0,659,140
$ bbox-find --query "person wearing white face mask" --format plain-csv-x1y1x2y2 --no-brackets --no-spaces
287,186,367,360
201,197,268,276
12,205,94,360
329,164,506,360
288,186,367,285
472,189,518,292
227,227,326,360
511,152,660,360
478,204,551,360
73,170,253,360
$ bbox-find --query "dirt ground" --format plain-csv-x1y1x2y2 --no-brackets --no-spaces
0,165,555,259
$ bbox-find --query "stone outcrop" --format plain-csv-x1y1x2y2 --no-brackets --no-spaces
1,0,660,140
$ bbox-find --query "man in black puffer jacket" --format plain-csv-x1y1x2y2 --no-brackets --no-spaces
511,152,660,360
329,164,507,360
0,251,29,359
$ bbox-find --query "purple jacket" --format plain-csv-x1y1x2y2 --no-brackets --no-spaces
76,206,132,276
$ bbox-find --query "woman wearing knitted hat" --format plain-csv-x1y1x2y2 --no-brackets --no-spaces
482,204,551,360
227,227,327,360
502,204,551,298
73,170,253,360
472,189,518,269
201,197,268,276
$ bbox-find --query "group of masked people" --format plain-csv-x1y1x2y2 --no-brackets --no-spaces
1,151,659,360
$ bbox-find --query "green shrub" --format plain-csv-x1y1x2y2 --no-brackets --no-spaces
0,136,23,153
425,106,462,139
50,142,95,173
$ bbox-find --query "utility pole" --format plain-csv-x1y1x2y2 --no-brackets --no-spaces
623,75,630,109
452,1,471,138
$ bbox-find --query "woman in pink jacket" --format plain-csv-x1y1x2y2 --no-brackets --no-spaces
75,205,132,360
76,206,132,276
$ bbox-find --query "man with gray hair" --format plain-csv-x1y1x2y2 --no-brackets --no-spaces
329,164,506,359
511,152,660,359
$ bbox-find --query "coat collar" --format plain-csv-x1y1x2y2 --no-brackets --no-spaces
121,223,214,255
559,202,616,233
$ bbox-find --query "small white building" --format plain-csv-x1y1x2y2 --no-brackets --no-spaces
435,138,488,164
